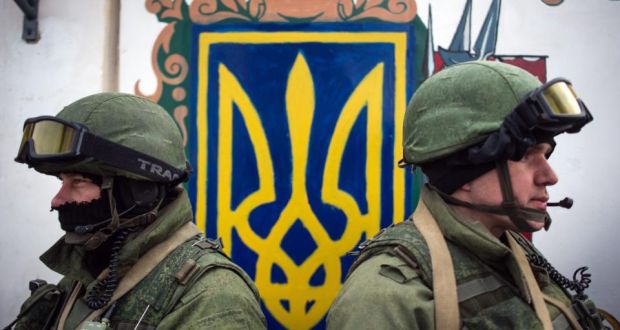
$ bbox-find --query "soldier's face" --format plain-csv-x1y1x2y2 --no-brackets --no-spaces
51,173,102,208
454,143,558,237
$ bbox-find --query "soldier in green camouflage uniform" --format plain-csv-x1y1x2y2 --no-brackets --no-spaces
327,61,609,329
8,93,267,329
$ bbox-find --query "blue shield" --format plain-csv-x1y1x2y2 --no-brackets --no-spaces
189,23,417,329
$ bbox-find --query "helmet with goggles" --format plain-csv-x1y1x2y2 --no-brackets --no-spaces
403,61,591,165
403,61,592,231
15,93,192,310
15,93,191,245
16,93,190,184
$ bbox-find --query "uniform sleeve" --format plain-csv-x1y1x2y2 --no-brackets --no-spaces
157,267,267,330
327,253,435,330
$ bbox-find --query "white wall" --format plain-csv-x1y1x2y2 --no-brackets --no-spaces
1,0,618,324
0,0,107,323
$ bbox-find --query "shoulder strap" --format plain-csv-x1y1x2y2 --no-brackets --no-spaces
57,281,82,330
506,233,553,330
598,308,620,330
161,239,261,316
542,293,583,330
79,221,201,326
412,202,460,330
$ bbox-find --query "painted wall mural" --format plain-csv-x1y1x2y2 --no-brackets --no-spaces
138,0,552,328
192,24,419,329
139,1,422,328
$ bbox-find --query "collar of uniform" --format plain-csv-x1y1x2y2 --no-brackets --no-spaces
421,186,511,265
39,188,195,285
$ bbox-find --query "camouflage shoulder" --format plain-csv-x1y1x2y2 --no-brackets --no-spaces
110,235,262,328
184,238,261,302
162,266,267,330
347,220,432,286
12,278,68,330
173,240,267,329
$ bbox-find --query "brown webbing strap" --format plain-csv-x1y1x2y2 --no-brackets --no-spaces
56,282,83,330
542,294,583,330
413,202,460,330
506,234,553,330
79,221,202,327
599,308,620,330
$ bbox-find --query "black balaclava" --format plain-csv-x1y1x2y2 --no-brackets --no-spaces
53,194,112,233
51,174,167,310
52,173,111,234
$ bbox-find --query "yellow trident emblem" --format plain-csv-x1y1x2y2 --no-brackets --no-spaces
195,32,408,329
220,53,382,328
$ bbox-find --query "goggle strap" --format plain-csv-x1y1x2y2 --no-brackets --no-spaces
81,133,187,183
513,101,541,129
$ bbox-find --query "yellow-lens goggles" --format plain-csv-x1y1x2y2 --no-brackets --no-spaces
16,115,189,183
516,77,591,133
541,81,582,116
467,77,592,164
20,119,79,156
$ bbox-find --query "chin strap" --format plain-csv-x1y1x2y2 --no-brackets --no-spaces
495,161,551,232
428,161,550,233
83,177,119,250
82,177,162,250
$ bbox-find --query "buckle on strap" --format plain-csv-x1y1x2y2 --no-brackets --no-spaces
192,237,223,251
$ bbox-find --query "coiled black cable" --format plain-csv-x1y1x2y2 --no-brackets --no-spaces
86,228,132,310
527,254,591,300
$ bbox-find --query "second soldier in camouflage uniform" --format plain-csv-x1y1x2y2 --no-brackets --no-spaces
327,61,609,329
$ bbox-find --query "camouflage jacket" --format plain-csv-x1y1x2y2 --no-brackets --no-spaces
327,186,602,330
13,190,266,330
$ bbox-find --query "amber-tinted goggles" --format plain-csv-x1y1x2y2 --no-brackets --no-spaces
468,78,592,164
16,116,188,183
513,78,592,133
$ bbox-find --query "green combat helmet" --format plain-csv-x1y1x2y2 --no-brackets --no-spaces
401,61,592,231
16,92,191,243
25,92,188,182
15,93,191,309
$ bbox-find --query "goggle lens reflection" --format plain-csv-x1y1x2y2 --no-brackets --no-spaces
22,120,77,156
541,81,582,116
